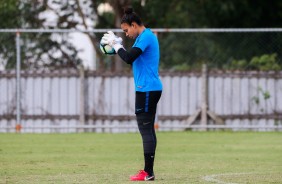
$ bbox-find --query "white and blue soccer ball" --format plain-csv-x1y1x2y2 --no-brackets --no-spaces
100,43,116,55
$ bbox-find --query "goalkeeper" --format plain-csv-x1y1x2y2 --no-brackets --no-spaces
101,7,162,181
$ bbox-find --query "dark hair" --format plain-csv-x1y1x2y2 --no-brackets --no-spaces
121,7,143,26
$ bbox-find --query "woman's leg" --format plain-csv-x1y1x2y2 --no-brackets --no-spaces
136,113,156,176
135,91,161,177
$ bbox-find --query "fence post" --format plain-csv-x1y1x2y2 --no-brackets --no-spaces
200,64,208,130
186,64,224,130
16,31,21,132
79,65,85,132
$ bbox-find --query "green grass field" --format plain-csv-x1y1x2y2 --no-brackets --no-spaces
0,131,282,184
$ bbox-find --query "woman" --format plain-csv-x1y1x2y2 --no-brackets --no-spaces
101,7,162,181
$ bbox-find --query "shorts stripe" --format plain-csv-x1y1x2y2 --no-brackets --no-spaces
145,92,149,112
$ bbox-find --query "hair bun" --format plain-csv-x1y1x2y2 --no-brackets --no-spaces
124,7,133,14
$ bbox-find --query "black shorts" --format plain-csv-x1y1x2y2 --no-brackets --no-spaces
135,91,162,114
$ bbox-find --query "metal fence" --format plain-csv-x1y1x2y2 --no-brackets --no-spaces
0,28,282,133
1,67,282,133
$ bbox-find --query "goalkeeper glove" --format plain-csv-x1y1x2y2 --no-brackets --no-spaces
102,31,123,52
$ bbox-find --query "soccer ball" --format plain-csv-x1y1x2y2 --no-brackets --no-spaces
100,43,116,55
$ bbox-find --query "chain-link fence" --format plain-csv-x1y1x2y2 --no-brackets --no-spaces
1,28,282,71
155,28,282,71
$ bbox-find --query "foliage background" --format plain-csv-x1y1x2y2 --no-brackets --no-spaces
0,0,282,71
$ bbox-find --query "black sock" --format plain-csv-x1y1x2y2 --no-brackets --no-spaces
144,152,155,176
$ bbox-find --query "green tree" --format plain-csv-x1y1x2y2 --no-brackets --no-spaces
133,0,282,71
1,0,282,71
0,0,81,70
0,0,20,69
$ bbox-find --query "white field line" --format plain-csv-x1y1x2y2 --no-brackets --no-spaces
202,173,252,184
